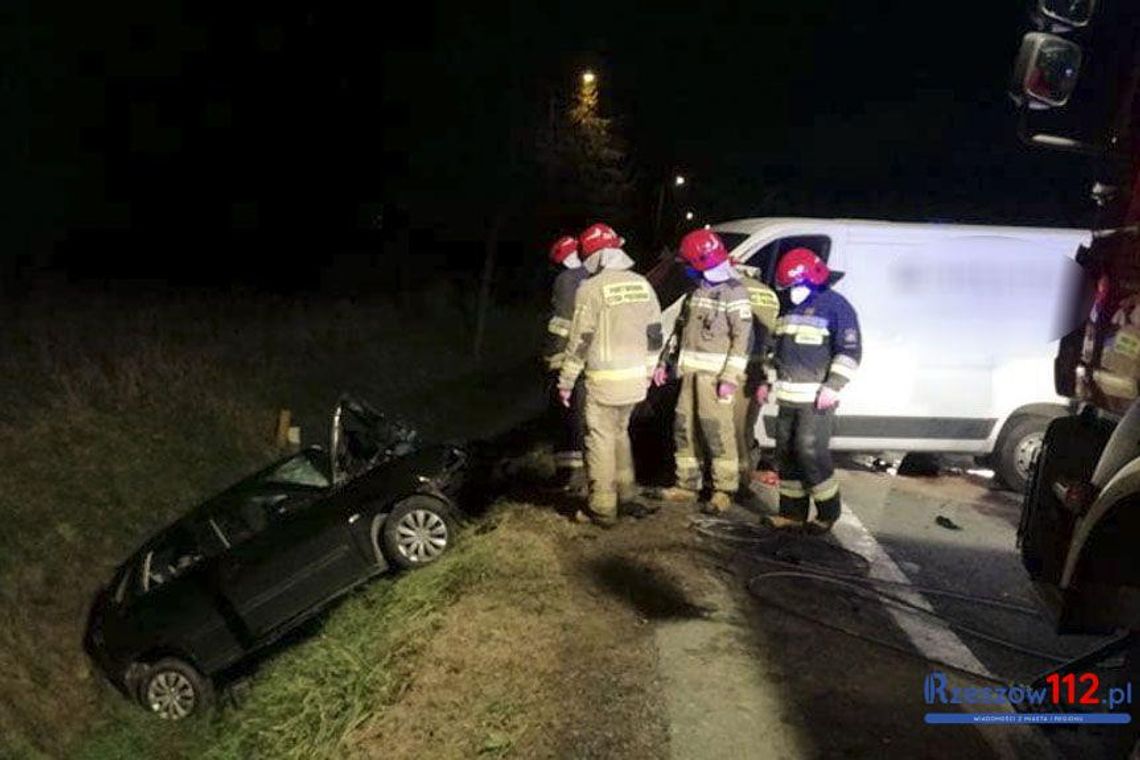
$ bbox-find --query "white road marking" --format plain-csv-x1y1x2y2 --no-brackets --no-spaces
833,508,1061,760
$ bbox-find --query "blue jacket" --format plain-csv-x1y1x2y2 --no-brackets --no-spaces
769,288,861,407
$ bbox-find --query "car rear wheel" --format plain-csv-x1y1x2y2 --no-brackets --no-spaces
137,658,212,720
381,496,457,570
995,415,1049,494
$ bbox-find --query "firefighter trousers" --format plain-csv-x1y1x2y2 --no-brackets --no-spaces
583,395,637,517
773,405,841,522
674,373,739,494
550,375,585,475
733,385,762,487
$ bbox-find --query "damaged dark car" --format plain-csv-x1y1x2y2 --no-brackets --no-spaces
84,395,467,720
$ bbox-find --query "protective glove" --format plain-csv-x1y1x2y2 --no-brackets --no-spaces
652,365,669,387
816,386,840,410
559,388,573,408
716,381,737,400
754,384,770,404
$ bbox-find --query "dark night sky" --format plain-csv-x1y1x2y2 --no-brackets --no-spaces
2,1,1108,290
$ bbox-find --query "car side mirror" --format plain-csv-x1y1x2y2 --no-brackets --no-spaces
1011,32,1083,108
1038,0,1096,28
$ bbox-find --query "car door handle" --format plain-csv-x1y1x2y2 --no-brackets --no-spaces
348,513,360,524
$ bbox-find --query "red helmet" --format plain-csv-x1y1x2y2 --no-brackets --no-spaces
549,235,578,264
679,229,729,272
775,248,830,289
579,222,624,257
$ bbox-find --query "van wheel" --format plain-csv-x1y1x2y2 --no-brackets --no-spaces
995,416,1049,494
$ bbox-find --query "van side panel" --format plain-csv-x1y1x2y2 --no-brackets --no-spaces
727,220,1080,453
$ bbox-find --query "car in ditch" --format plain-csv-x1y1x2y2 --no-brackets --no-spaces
83,394,467,720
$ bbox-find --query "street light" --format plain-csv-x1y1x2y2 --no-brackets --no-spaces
685,211,695,221
581,70,596,85
674,174,686,187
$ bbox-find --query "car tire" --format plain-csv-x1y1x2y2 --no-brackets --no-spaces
994,415,1049,494
381,495,458,570
136,657,212,720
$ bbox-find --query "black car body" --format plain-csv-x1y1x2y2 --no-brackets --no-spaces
84,395,466,719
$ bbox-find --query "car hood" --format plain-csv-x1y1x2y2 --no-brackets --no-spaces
330,393,418,484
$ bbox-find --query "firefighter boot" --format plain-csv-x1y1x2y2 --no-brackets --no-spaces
805,517,836,535
574,509,617,529
563,466,589,498
702,491,733,515
656,486,700,503
765,514,805,531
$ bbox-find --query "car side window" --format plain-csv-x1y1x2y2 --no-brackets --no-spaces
140,527,204,594
210,497,270,547
264,452,330,489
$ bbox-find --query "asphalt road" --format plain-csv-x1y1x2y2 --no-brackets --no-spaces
707,459,1138,760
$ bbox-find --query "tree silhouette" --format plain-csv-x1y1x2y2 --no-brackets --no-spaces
536,75,635,233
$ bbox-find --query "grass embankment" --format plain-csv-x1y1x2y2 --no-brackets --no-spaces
0,291,541,758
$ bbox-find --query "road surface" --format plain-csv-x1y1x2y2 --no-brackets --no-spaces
647,460,1133,760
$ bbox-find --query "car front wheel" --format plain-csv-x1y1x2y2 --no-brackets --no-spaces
137,657,212,720
381,496,457,570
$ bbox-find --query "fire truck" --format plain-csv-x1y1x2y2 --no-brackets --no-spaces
1013,0,1140,674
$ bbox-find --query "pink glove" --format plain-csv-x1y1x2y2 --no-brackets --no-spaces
558,388,572,408
754,384,770,404
652,365,669,387
716,381,737,400
816,386,840,410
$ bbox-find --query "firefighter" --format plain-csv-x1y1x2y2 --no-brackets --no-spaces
733,263,780,500
763,247,861,534
543,235,589,492
558,222,663,527
653,229,752,514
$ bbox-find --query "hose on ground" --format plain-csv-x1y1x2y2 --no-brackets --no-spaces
691,515,1122,684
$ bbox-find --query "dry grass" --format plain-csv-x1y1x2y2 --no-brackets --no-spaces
347,505,673,760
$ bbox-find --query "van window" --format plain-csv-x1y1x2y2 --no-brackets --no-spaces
715,232,750,255
646,255,696,308
741,235,832,284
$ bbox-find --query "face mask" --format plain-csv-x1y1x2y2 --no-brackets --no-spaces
789,285,812,305
702,260,734,284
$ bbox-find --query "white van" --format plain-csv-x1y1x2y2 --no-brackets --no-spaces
651,217,1091,492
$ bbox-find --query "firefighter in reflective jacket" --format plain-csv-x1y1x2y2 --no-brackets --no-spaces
543,235,590,489
763,247,861,533
559,223,663,527
653,229,752,514
733,264,780,496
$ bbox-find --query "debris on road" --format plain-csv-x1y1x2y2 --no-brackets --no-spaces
935,515,963,531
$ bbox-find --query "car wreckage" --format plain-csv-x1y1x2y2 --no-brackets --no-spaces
83,394,467,720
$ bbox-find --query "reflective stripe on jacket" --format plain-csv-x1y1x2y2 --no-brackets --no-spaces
559,268,663,405
543,267,589,371
738,274,779,387
662,279,752,385
770,288,861,407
